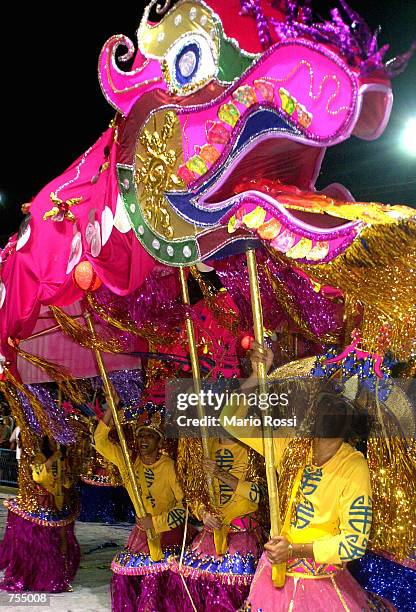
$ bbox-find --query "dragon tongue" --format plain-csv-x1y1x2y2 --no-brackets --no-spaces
233,177,306,198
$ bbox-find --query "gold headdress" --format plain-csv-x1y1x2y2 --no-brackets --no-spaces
135,410,165,438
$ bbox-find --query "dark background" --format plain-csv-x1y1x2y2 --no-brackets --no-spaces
1,1,415,246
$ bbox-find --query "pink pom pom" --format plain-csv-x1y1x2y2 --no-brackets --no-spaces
241,335,254,350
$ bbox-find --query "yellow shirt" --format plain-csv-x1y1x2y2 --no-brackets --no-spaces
32,453,72,511
221,402,372,565
208,439,260,522
94,420,185,534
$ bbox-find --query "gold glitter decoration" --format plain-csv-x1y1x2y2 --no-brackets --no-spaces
400,357,416,379
82,444,121,487
365,390,413,562
135,111,185,240
138,1,220,62
69,414,92,481
295,221,416,360
268,356,317,382
43,192,82,222
189,267,239,335
367,431,416,559
50,306,123,354
135,109,204,242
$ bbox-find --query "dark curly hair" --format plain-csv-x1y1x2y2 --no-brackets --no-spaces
312,389,371,441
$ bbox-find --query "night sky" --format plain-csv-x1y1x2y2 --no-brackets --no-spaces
1,1,415,246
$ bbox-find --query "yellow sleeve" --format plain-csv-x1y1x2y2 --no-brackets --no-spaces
93,420,126,473
63,462,73,489
32,462,54,488
220,393,265,456
152,464,186,534
313,456,372,564
220,395,291,471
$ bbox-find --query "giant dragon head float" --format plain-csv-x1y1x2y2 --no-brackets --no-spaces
100,0,414,270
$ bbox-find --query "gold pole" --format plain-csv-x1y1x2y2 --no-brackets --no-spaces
178,267,216,505
246,249,286,587
84,312,155,541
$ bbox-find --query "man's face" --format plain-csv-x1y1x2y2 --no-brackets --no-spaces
137,429,161,456
312,393,351,439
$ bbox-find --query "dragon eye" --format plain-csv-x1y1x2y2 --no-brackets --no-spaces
176,43,200,84
164,34,218,95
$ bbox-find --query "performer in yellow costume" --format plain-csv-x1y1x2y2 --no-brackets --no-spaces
221,343,393,612
94,406,186,611
32,437,73,511
171,433,265,612
0,435,80,592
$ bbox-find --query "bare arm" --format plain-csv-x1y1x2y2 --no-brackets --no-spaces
264,537,315,563
101,404,113,426
203,458,238,491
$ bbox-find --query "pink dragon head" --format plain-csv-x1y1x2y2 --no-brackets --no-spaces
98,0,414,267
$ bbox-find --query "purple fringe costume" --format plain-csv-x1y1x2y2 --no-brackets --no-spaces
0,499,80,593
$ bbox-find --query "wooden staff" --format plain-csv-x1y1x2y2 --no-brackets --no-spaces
246,248,286,587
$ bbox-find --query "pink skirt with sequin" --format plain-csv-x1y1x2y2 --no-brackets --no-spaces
247,553,395,612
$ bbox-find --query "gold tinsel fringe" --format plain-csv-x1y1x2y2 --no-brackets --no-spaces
86,293,142,335
245,446,270,532
368,436,416,559
177,438,215,516
278,438,312,524
50,305,123,354
343,222,416,269
1,378,88,514
17,348,88,405
189,267,239,335
296,222,416,359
